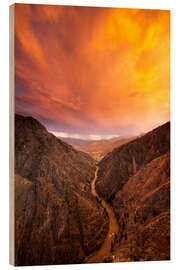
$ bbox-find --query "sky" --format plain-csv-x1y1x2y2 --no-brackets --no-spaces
15,4,170,140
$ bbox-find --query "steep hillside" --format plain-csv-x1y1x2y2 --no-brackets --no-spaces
96,122,170,201
15,114,109,266
95,122,170,261
112,153,170,261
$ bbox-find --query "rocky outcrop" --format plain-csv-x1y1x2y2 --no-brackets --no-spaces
15,114,109,266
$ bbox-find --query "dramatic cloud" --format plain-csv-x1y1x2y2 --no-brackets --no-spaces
15,4,170,138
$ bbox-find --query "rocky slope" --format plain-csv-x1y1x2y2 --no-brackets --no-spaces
96,122,170,202
95,122,170,261
15,114,109,266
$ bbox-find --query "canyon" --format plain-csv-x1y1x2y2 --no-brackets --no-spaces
15,115,170,265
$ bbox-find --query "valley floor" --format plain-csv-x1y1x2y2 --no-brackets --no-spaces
85,166,119,263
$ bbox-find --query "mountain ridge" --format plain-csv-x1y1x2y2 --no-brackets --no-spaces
96,121,170,202
14,114,109,266
95,121,170,261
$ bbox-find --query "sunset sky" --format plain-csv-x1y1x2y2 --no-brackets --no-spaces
15,4,170,140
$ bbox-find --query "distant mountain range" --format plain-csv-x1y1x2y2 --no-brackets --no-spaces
59,135,137,161
59,137,92,146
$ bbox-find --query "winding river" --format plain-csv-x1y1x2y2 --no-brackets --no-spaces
85,166,119,263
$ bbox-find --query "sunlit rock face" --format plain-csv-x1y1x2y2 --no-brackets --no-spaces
96,122,170,261
15,114,109,266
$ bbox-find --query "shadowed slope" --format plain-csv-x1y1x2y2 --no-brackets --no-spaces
15,114,109,266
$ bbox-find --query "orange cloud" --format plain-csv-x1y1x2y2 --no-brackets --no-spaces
15,4,170,136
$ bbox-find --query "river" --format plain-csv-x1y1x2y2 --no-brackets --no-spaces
85,166,119,263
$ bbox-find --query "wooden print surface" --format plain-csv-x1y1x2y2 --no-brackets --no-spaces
10,4,170,266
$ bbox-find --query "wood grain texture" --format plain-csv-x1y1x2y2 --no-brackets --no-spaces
9,4,15,266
